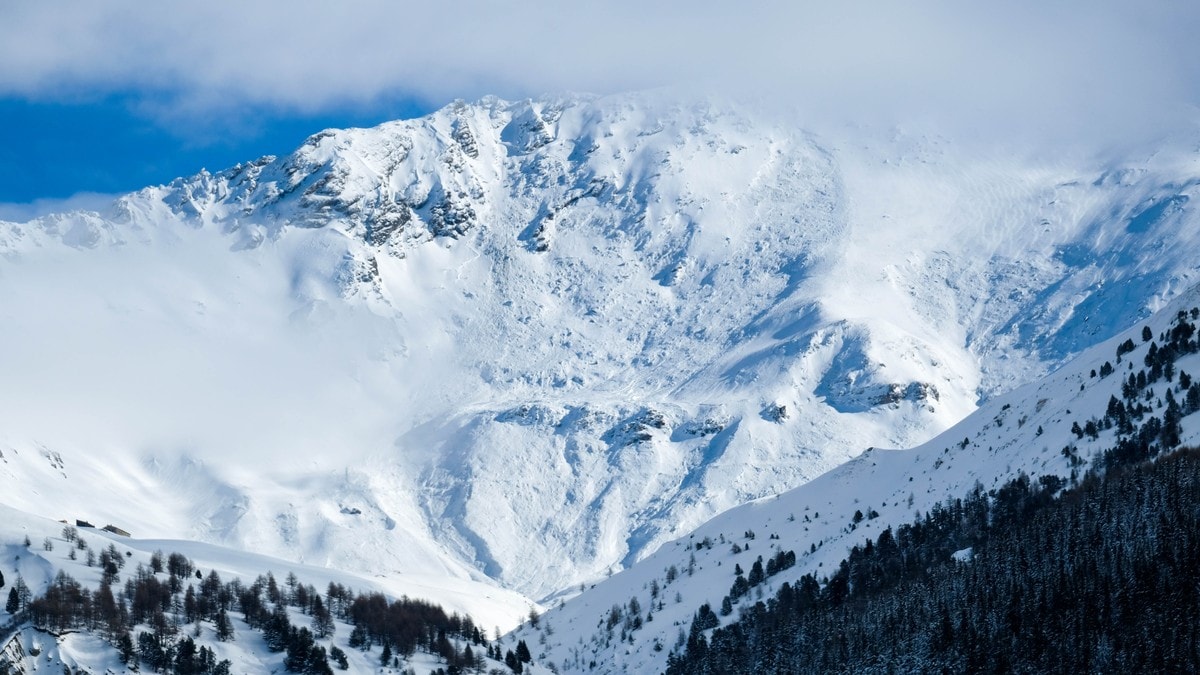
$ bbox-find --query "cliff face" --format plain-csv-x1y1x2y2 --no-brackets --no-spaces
0,630,30,675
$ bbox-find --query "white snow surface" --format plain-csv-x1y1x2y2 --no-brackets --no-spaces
1,91,1199,615
0,506,525,673
513,284,1200,674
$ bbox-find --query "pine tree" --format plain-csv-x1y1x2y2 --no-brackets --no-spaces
216,608,235,641
13,576,30,610
748,557,765,586
720,595,733,616
117,631,136,665
311,594,334,638
307,645,333,675
463,644,477,670
516,639,532,663
5,586,18,614
284,629,309,672
379,643,392,667
175,636,200,675
1163,390,1183,447
263,605,292,652
329,645,349,670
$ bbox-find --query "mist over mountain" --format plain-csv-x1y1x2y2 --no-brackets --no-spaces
2,91,1200,673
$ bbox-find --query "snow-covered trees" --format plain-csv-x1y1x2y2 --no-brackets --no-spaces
668,445,1200,674
9,548,501,674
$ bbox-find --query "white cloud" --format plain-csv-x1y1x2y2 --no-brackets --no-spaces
2,1,1198,148
0,192,118,222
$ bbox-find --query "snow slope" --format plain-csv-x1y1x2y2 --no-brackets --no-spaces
1,92,1199,609
0,504,529,673
513,283,1200,674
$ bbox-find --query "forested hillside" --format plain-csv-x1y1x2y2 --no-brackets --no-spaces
666,445,1200,673
1,539,526,674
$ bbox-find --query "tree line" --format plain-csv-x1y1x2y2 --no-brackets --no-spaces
8,544,511,674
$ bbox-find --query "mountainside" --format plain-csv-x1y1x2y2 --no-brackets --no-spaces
0,505,530,674
512,285,1200,674
2,91,1200,613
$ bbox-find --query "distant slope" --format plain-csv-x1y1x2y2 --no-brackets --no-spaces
513,285,1200,674
1,92,1199,603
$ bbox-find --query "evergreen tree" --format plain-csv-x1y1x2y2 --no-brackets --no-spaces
720,595,733,616
748,557,765,586
138,631,168,672
348,624,369,650
306,645,333,675
379,643,392,667
285,627,316,672
14,577,31,612
311,594,334,638
116,631,136,666
1164,394,1183,447
4,587,17,614
516,639,532,663
329,645,350,670
263,604,293,652
216,608,235,641
175,636,201,675
693,603,719,631
462,644,477,671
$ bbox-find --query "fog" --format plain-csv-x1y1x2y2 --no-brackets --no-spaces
2,1,1198,152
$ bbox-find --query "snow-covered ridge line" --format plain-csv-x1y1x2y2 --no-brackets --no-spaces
516,284,1200,673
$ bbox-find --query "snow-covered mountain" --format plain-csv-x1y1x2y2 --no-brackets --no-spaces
2,90,1199,619
512,283,1200,674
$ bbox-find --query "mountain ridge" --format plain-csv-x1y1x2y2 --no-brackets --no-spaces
512,282,1200,674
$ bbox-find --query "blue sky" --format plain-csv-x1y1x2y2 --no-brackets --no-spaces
0,93,433,208
1,1,1196,218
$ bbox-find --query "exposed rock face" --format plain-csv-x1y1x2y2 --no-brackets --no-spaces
0,631,29,675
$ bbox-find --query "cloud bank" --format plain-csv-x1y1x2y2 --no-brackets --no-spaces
0,192,119,222
3,1,1198,147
